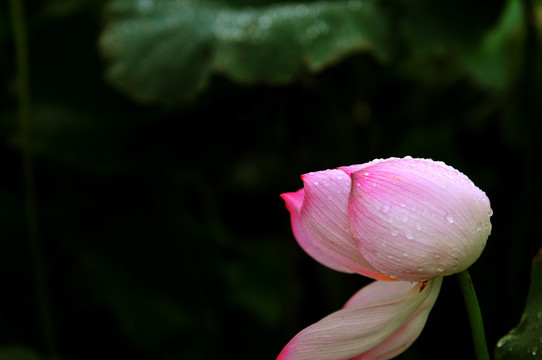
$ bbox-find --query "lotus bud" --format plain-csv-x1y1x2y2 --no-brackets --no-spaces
281,157,492,281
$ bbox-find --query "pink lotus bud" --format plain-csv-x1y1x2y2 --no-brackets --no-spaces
281,157,492,281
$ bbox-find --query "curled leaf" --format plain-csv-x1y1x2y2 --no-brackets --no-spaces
495,247,542,359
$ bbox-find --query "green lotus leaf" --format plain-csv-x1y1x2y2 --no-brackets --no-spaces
99,0,394,105
495,247,542,360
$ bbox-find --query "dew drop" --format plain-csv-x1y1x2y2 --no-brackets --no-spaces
446,214,455,223
531,346,538,356
257,15,272,29
390,229,399,237
137,0,155,13
313,181,319,185
401,214,409,223
388,272,398,279
236,13,252,28
415,223,422,230
295,4,309,16
436,265,444,272
381,204,391,213
417,266,424,272
402,252,408,257
405,229,414,240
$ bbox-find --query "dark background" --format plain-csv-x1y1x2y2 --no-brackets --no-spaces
1,0,541,359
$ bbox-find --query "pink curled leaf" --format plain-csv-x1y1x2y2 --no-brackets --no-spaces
348,277,442,360
277,278,442,360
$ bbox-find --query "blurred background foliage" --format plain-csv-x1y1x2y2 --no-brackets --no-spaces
1,0,541,359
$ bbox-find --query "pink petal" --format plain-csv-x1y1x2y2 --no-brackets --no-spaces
349,277,442,360
348,157,492,281
281,189,352,273
299,169,391,280
277,278,442,360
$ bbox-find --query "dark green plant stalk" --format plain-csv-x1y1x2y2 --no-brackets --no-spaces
9,0,56,355
456,270,490,360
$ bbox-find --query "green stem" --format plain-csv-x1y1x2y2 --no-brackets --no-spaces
9,0,56,355
456,270,490,360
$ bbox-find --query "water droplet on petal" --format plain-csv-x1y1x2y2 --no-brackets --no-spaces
390,229,399,237
405,229,414,240
382,204,391,213
388,272,397,279
313,181,319,185
402,252,408,257
436,265,444,272
446,214,455,223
